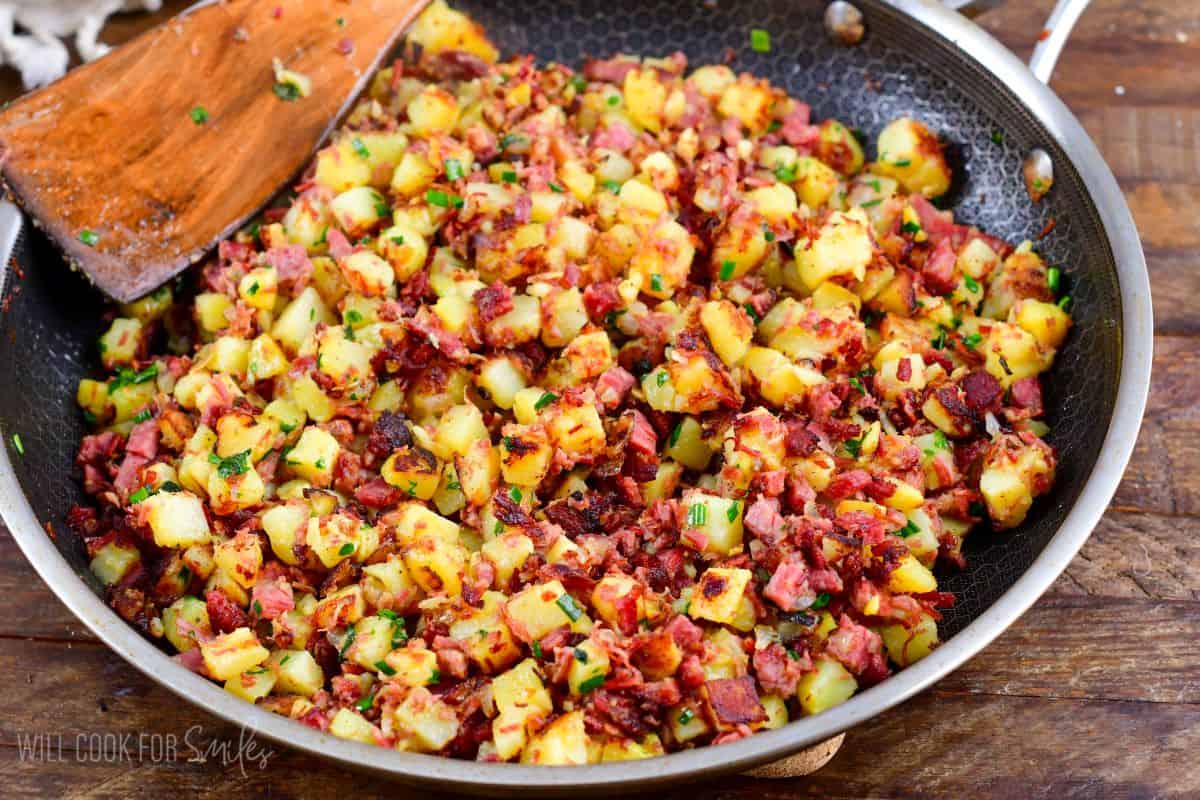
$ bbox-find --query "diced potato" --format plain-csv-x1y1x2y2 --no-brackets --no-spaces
476,355,527,409
448,590,522,673
481,532,534,588
407,0,498,62
680,489,744,558
873,117,951,198
393,503,461,546
433,403,488,459
491,658,553,760
200,627,269,681
984,321,1050,388
665,416,715,471
623,68,667,132
384,646,441,687
980,434,1056,529
879,612,939,667
391,152,440,197
886,552,938,593
381,446,442,500
627,219,693,298
328,708,377,744
505,580,592,642
687,567,752,625
717,75,773,134
741,346,826,409
337,250,394,297
261,502,308,565
313,584,366,629
796,656,858,715
815,119,865,175
792,156,841,209
225,667,276,704
1011,298,1072,350
700,300,753,366
284,426,340,487
391,686,461,752
406,86,460,137
163,595,211,653
98,318,143,369
144,491,211,549
90,541,140,586
520,710,590,765
403,535,467,598
272,287,336,355
268,649,325,697
486,294,541,345
794,208,874,290
546,399,606,458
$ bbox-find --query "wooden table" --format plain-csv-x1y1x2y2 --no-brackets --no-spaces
1,1,1196,797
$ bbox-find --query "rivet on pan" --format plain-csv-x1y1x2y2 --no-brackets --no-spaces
825,1,865,46
1023,148,1054,202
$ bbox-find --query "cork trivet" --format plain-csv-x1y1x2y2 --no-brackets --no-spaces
741,733,845,778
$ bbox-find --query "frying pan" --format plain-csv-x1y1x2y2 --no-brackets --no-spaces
0,0,1151,793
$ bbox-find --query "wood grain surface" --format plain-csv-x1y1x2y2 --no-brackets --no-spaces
0,1,1196,797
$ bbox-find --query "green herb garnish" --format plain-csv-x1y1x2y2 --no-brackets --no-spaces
534,391,557,411
207,449,251,479
190,106,209,125
719,260,736,281
556,593,584,621
750,28,771,52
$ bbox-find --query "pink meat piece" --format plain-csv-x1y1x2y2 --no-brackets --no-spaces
764,557,815,612
251,578,295,620
744,497,786,544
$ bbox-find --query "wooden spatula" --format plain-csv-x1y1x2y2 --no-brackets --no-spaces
0,0,430,303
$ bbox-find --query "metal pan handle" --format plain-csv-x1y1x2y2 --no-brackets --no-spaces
941,0,1092,84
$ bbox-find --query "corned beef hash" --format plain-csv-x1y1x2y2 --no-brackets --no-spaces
70,1,1072,764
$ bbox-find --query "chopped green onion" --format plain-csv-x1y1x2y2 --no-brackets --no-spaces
509,486,523,503
606,94,620,106
444,158,465,181
964,274,981,293
656,371,669,387
963,332,983,349
207,449,251,479
650,273,664,293
1057,295,1072,310
578,674,606,693
677,708,696,725
531,640,543,659
932,328,947,350
428,669,440,685
501,170,518,183
687,503,707,527
190,106,209,125
534,391,558,410
668,422,683,448
375,660,396,676
272,82,302,102
79,229,99,247
548,182,565,193
339,542,356,556
719,260,736,281
601,179,622,194
844,437,863,459
351,137,370,159
128,486,151,504
573,647,588,664
750,28,771,53
727,502,739,523
811,592,831,610
556,593,584,621
898,520,920,538
859,198,882,208
901,220,921,235
1047,267,1061,293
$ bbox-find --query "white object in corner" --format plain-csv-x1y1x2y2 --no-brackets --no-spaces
0,0,162,89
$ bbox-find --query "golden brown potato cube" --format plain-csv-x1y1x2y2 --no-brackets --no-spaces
873,117,952,198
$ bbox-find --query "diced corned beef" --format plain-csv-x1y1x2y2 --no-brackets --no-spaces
268,244,314,296
635,678,682,707
125,421,160,460
623,410,659,478
326,228,353,260
863,477,897,503
218,240,255,265
809,568,844,594
753,643,811,696
783,418,819,457
407,307,469,361
744,497,785,543
596,366,636,410
764,557,815,612
206,589,249,634
836,510,888,546
512,192,532,224
583,280,622,321
907,194,960,246
173,648,208,675
678,654,707,688
807,382,843,421
251,578,294,620
961,370,1003,411
921,238,958,296
464,124,498,161
473,280,515,324
825,469,873,501
705,677,766,726
825,614,888,683
435,641,470,680
780,116,820,152
433,50,491,80
1009,377,1044,416
896,356,913,382
582,56,639,84
113,454,148,497
665,614,704,652
748,469,784,498
355,478,403,509
591,123,637,153
77,431,123,466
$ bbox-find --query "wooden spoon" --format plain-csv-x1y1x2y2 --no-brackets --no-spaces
0,0,430,303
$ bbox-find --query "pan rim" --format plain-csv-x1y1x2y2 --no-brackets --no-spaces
0,0,1152,793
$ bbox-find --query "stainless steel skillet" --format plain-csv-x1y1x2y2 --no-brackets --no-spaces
0,0,1151,793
